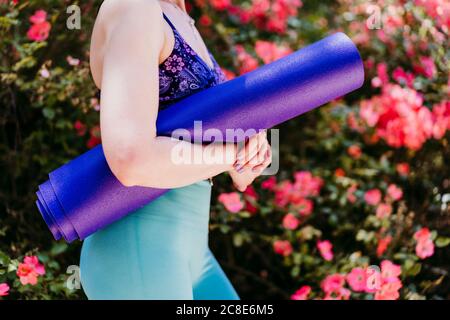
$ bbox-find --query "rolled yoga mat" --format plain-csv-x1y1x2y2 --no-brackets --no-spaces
36,32,364,243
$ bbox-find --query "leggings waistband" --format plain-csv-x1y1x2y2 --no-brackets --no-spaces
129,179,212,229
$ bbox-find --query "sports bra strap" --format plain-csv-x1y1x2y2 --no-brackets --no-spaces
162,13,177,31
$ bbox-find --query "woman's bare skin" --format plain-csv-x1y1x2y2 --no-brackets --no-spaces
91,0,271,190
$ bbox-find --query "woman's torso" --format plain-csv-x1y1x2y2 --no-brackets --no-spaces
156,13,227,108
90,2,227,108
90,2,227,187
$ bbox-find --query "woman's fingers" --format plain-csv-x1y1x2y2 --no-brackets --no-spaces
237,131,266,160
242,140,269,170
251,146,272,173
256,136,269,164
234,131,266,172
229,143,272,192
255,130,268,163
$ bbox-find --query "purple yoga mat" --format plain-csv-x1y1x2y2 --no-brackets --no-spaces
36,32,364,243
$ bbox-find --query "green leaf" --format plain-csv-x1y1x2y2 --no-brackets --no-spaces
7,259,18,272
0,251,10,266
356,229,374,242
238,211,251,218
291,265,300,278
293,253,302,265
233,233,244,247
13,56,37,71
435,237,450,248
219,224,231,234
42,107,55,119
50,243,68,256
409,263,422,276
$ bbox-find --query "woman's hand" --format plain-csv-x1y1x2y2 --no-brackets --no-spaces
229,131,272,192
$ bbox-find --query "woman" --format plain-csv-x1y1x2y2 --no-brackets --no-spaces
80,0,272,300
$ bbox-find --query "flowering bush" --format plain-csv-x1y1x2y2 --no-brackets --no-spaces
0,0,448,299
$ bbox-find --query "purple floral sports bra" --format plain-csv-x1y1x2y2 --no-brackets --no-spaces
159,13,227,110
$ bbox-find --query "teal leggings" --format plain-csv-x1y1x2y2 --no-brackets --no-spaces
79,180,239,300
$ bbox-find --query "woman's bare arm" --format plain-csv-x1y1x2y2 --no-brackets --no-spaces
97,0,235,188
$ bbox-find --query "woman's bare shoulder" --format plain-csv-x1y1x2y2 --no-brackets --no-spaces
90,0,164,88
97,0,163,31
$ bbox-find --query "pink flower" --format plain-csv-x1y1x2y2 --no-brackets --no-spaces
273,240,293,256
347,145,362,159
27,21,51,42
365,261,403,299
199,14,212,27
87,136,101,149
16,256,45,286
294,197,313,216
2,0,19,6
415,0,450,31
27,10,51,42
377,235,392,257
0,283,9,296
324,287,351,300
74,120,87,136
261,176,276,190
365,268,382,293
317,240,333,261
29,9,47,24
282,213,300,230
218,192,244,213
414,228,435,259
360,100,380,126
415,56,437,79
376,203,392,219
381,260,402,281
346,184,358,203
377,63,389,85
396,163,410,176
346,268,367,292
255,40,292,64
334,168,346,177
360,84,433,150
321,272,352,300
273,171,322,209
414,227,431,241
359,84,435,150
364,189,382,206
221,68,236,80
371,77,382,88
235,7,252,24
66,55,80,66
365,58,375,70
243,185,258,214
291,285,311,300
274,180,293,207
244,185,258,199
293,171,323,197
210,0,231,11
235,45,259,74
39,67,50,78
392,67,414,87
244,0,303,34
415,239,435,259
87,126,101,149
90,98,100,111
387,184,403,201
321,273,345,293
374,278,402,300
431,100,450,139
